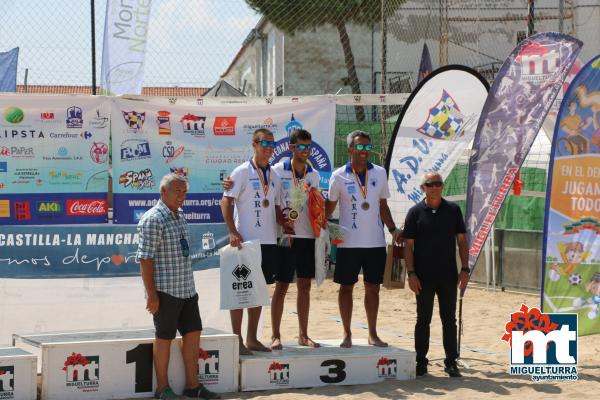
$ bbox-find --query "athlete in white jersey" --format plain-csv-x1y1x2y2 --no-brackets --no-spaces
270,129,321,350
223,129,323,350
326,130,401,348
221,128,281,355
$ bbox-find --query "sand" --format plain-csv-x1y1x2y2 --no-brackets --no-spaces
227,278,600,399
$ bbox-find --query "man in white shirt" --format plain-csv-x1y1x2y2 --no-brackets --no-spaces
326,130,401,348
223,129,322,350
221,128,281,355
271,129,321,350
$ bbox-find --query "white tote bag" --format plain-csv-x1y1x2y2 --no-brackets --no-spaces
314,228,330,287
219,240,270,310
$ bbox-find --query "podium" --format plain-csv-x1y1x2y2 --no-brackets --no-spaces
240,340,415,391
13,328,238,400
0,347,37,400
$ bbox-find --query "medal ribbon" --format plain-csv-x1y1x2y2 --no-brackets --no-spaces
251,159,270,199
351,165,368,203
291,163,307,188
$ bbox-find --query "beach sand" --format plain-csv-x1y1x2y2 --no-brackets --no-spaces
227,278,600,399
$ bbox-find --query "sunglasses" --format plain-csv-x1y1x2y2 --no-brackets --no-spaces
256,140,276,148
353,143,373,151
180,236,190,257
424,181,443,188
292,144,312,151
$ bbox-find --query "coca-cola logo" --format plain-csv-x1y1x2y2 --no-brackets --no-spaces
66,199,107,216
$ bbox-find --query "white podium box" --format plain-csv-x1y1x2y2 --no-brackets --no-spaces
13,327,238,400
240,340,415,391
0,347,37,400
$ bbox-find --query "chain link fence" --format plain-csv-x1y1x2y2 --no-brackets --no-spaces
1,0,599,290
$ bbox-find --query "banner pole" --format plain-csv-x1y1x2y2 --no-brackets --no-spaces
457,292,464,359
90,0,97,95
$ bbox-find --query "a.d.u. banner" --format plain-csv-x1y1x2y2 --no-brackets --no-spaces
542,54,600,336
465,32,582,280
386,65,489,226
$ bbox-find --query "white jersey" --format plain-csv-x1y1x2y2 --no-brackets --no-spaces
273,159,321,239
224,160,281,245
328,162,390,248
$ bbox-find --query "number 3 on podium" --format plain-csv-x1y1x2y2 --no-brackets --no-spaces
320,359,346,383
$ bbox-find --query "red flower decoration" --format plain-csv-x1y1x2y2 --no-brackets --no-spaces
198,348,209,360
377,357,391,366
501,304,558,356
268,362,284,372
62,352,90,371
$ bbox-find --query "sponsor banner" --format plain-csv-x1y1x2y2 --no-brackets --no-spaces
0,193,108,225
112,193,224,224
502,304,578,381
542,54,600,336
111,96,335,224
0,224,227,278
465,33,582,279
385,65,489,226
100,0,152,95
0,95,110,224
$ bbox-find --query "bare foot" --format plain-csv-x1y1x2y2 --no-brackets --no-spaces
368,335,388,347
270,337,283,350
239,342,253,356
340,335,352,348
298,335,320,348
247,339,272,352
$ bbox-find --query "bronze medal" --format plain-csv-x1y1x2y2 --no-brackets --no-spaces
262,199,270,208
361,201,370,211
288,209,299,220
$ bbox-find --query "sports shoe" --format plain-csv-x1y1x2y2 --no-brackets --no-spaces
444,363,462,378
182,385,221,399
416,362,428,377
155,386,181,399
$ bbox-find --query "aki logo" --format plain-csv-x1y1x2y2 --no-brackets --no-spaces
502,304,578,381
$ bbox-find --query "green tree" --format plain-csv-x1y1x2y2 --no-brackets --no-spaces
245,0,406,121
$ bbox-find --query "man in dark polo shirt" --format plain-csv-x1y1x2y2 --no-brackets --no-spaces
403,172,469,378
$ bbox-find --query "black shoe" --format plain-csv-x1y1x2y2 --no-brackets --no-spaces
444,363,462,378
182,385,221,399
416,362,428,377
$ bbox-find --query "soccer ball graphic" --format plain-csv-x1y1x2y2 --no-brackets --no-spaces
568,273,582,286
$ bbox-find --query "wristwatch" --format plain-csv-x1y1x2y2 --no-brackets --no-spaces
461,267,471,274
388,226,398,234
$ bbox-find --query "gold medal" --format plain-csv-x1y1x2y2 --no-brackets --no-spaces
361,201,370,211
262,199,270,208
288,209,299,220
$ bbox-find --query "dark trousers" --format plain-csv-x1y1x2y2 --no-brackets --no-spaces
414,279,458,367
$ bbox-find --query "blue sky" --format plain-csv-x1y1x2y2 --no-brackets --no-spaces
0,0,261,88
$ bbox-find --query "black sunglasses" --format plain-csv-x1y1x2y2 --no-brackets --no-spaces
292,144,312,151
180,236,190,257
424,181,443,188
256,140,276,148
